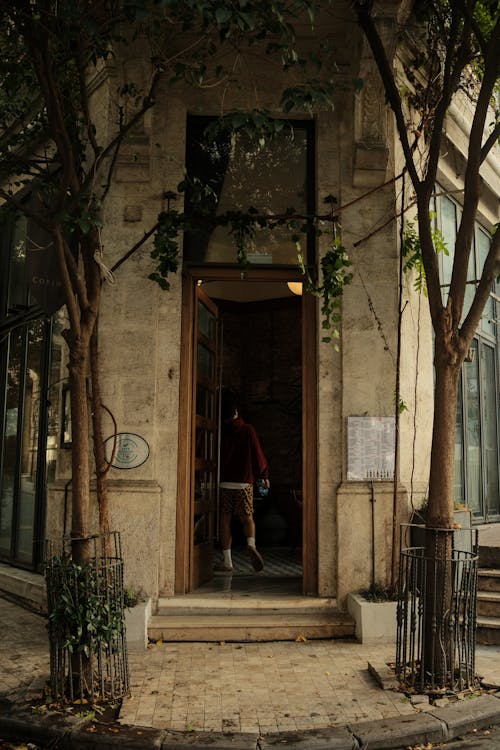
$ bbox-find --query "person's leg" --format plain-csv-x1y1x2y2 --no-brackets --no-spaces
215,490,234,572
241,515,264,571
237,485,264,572
219,511,233,569
240,513,256,540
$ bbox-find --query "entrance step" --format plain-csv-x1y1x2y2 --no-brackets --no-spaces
478,568,500,592
477,567,500,645
151,596,354,642
149,612,355,642
476,616,500,646
479,546,500,569
0,563,46,613
156,595,338,617
477,591,500,618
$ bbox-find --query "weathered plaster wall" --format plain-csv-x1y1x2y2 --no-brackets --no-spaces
333,12,415,601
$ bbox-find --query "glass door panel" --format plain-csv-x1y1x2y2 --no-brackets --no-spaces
464,341,482,517
0,330,23,556
454,373,465,503
480,345,500,517
16,319,45,563
191,287,219,589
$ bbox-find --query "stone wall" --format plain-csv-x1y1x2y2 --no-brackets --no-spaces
43,4,435,605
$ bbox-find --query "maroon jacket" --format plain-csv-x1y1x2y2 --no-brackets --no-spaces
220,416,269,484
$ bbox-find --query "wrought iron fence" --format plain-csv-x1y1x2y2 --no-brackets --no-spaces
45,531,129,703
396,524,478,692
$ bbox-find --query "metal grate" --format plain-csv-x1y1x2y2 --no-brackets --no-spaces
396,524,478,692
45,532,129,704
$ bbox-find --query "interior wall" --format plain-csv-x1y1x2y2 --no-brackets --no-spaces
217,296,303,548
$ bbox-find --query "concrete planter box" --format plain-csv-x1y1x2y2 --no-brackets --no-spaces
347,592,398,644
125,597,152,651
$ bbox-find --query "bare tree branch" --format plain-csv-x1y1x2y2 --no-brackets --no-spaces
53,225,81,337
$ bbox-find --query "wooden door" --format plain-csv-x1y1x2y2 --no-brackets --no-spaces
190,286,219,589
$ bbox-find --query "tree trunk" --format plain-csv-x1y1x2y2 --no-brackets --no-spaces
90,321,111,543
427,352,460,529
423,351,460,686
68,339,91,563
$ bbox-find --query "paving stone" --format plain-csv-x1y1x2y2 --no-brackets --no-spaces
410,694,430,706
3,595,500,749
434,696,450,707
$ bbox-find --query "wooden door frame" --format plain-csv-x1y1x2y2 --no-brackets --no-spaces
175,267,318,595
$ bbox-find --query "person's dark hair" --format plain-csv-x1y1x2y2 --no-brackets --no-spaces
221,389,238,421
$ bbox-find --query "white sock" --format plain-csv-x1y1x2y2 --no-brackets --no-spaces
247,537,256,549
223,549,232,567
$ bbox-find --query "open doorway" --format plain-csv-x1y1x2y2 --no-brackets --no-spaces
175,271,318,596
207,279,303,585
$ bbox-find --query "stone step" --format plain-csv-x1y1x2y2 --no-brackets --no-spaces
478,569,500,592
479,546,500,569
157,595,337,617
0,564,46,613
476,616,500,646
477,591,500,618
148,612,355,642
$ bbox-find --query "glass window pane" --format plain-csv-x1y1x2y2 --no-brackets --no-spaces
46,311,66,483
197,343,214,380
193,471,212,545
480,345,499,516
0,330,23,556
184,121,309,266
454,372,464,503
462,247,476,322
440,196,456,288
8,216,28,310
476,229,496,337
464,341,482,516
16,319,45,563
196,384,213,420
198,301,215,340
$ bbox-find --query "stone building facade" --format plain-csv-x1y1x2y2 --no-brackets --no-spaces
1,2,498,619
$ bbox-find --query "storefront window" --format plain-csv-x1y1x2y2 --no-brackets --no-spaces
438,192,500,520
0,213,58,568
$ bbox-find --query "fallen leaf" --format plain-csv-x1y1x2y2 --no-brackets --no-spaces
295,634,307,642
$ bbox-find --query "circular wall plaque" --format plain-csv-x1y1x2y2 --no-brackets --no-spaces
104,433,150,469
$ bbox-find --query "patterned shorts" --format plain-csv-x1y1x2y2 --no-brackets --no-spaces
220,485,254,517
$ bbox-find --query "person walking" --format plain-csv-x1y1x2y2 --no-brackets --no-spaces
216,390,269,573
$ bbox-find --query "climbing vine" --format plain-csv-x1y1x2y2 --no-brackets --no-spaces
149,180,353,345
149,121,354,345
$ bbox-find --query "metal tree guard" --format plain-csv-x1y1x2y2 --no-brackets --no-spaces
396,524,478,692
45,531,129,703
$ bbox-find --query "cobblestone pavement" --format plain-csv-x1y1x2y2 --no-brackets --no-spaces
1,595,499,737
0,597,49,702
119,639,416,733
